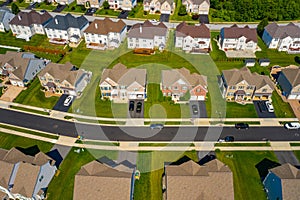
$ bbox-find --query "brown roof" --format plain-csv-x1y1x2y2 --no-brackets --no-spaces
74,160,133,200
84,18,126,35
0,190,7,199
176,22,210,38
0,51,30,70
39,62,85,86
0,160,14,187
165,159,234,200
265,22,300,39
128,20,168,39
222,24,257,43
222,66,274,90
144,0,174,4
100,63,146,86
162,67,207,88
9,10,52,26
281,67,300,87
182,0,209,6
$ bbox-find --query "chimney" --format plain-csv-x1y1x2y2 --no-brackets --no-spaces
95,23,98,29
139,24,142,33
18,15,21,21
55,18,58,25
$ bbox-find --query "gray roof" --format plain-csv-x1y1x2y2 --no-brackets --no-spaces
281,67,300,87
45,13,88,31
265,22,300,39
143,0,173,4
0,9,9,22
128,20,167,39
9,10,52,26
182,0,209,6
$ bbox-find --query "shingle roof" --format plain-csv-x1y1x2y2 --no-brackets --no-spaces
221,24,257,43
100,63,147,87
0,160,14,187
222,66,274,90
74,160,133,200
45,13,88,31
182,0,209,5
265,22,300,39
176,22,210,38
9,10,52,26
84,18,126,35
162,67,207,88
0,9,10,22
165,159,234,200
143,0,174,4
128,20,167,39
280,66,300,87
0,51,31,70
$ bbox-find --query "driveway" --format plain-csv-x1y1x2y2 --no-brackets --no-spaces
253,101,276,118
0,85,24,102
274,151,300,167
52,94,74,112
199,15,209,24
190,100,207,118
53,4,66,12
118,11,129,19
160,14,170,22
128,99,144,118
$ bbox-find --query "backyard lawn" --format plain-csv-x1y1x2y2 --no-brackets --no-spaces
0,31,45,48
216,151,278,200
14,78,59,109
226,102,258,118
59,42,91,67
271,91,295,118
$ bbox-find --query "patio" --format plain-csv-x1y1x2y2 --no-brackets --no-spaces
225,50,256,58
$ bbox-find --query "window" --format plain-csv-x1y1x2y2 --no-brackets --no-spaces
246,86,253,90
182,86,187,90
229,86,236,90
228,92,234,96
173,86,178,90
48,78,53,82
196,88,200,92
262,89,267,92
238,86,244,89
32,72,35,76
40,76,46,81
246,93,251,96
55,79,60,83
65,84,70,87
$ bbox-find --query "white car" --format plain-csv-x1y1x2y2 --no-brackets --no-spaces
284,122,300,130
64,95,74,106
265,101,274,112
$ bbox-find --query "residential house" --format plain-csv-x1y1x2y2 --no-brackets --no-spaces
219,24,258,51
77,0,102,8
44,13,89,44
161,68,207,101
127,20,168,50
0,7,15,32
263,163,300,200
9,10,52,41
262,22,300,54
0,147,57,200
164,159,234,200
84,18,126,50
218,66,274,102
108,0,137,11
54,0,75,5
277,66,300,100
74,160,135,200
99,63,147,101
143,0,175,15
175,22,210,53
0,51,48,87
38,62,92,96
182,0,210,15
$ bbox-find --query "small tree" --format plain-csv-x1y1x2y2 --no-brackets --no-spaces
17,0,24,3
257,18,268,36
103,1,109,9
11,3,20,15
178,5,187,16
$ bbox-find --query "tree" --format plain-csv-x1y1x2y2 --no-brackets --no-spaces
178,5,187,16
257,18,268,36
17,0,24,3
103,1,109,9
11,3,20,15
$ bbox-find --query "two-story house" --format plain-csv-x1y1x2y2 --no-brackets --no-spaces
84,18,126,50
0,147,57,200
54,0,75,5
218,66,274,102
175,22,210,53
108,0,137,11
161,67,208,101
143,0,175,15
182,0,210,15
0,51,48,87
263,163,300,200
262,22,300,54
0,7,15,32
77,0,101,8
127,20,168,50
45,13,89,45
9,10,52,41
99,63,147,102
277,66,300,100
38,62,92,96
219,24,258,51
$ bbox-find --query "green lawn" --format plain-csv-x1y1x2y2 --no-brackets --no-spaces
216,151,278,200
0,31,46,48
0,131,53,152
63,2,86,12
226,102,258,118
169,0,193,22
294,151,300,162
59,42,91,67
36,2,56,10
215,143,270,147
13,1,30,8
0,47,17,54
47,148,118,200
14,78,59,109
271,91,295,118
96,8,120,16
129,3,160,20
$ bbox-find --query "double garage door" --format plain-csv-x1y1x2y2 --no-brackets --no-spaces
288,95,300,100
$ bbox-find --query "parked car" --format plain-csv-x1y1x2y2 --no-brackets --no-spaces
136,102,142,113
129,101,134,111
235,123,249,130
265,101,274,112
225,136,234,142
64,95,74,106
284,122,300,130
150,124,164,130
192,105,198,115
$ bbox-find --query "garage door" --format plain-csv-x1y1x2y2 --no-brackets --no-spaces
288,95,297,99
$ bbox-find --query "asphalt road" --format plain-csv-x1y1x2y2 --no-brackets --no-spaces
0,108,300,142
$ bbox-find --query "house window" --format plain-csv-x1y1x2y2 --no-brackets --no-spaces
246,86,253,90
238,86,244,89
229,86,236,90
228,92,234,96
246,93,251,96
120,85,126,89
196,88,200,92
173,86,178,90
262,89,267,92
48,78,53,82
55,79,60,83
40,76,46,81
182,86,187,90
65,84,70,87
32,72,35,76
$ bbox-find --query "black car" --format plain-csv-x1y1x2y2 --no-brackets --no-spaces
235,123,249,129
192,105,198,115
225,136,234,142
136,102,142,113
129,101,134,111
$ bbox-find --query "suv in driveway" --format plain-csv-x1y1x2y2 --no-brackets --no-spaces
136,102,142,113
265,101,274,112
129,101,134,111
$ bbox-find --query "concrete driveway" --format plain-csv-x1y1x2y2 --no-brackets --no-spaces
0,85,24,102
190,101,207,118
52,94,74,112
274,151,300,167
253,101,276,118
128,99,144,118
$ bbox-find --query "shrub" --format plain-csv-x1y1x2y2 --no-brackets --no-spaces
143,11,147,15
178,5,187,16
192,14,199,20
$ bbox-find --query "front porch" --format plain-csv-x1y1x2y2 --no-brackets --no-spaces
49,38,68,45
